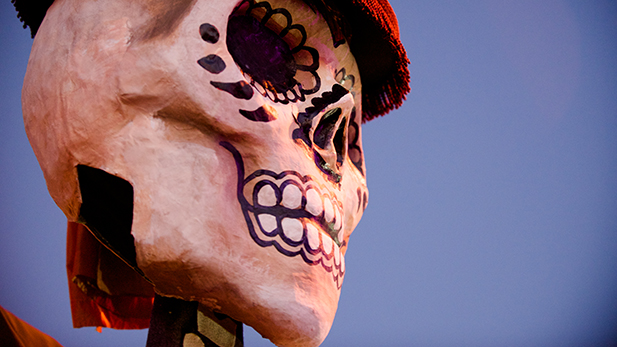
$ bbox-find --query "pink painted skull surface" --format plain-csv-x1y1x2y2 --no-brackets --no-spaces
22,0,367,345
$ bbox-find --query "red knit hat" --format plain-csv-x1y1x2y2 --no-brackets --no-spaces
12,0,409,121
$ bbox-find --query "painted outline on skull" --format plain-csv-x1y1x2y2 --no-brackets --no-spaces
221,141,346,288
192,0,367,287
292,84,359,182
226,0,321,104
197,0,321,109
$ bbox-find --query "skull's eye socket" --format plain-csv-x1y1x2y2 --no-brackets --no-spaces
227,14,297,93
226,1,321,102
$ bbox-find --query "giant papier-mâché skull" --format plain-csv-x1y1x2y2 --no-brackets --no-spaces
22,0,369,346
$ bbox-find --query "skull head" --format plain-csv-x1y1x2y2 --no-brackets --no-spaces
22,0,367,345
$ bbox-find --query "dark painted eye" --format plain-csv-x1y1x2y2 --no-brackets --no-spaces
227,15,297,94
226,1,321,104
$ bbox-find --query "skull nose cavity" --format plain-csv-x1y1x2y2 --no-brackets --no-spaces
314,108,342,150
312,106,349,181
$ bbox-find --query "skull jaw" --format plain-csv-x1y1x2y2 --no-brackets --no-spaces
113,117,340,347
132,187,339,347
133,203,340,347
138,248,338,347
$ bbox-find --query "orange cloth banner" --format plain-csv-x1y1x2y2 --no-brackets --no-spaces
66,222,154,330
0,305,63,347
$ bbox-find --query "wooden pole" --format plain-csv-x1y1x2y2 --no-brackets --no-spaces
146,295,243,347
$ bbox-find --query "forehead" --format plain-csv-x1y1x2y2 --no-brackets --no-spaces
134,0,197,40
133,0,362,101
138,0,347,52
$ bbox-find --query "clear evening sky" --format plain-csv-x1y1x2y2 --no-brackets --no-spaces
1,1,616,346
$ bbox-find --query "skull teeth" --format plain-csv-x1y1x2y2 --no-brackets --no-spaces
257,184,277,207
282,184,302,209
281,217,304,242
222,142,345,287
321,232,333,254
252,180,344,241
333,210,342,231
258,213,277,234
306,223,321,251
333,242,341,265
246,177,346,286
249,210,345,286
305,189,323,216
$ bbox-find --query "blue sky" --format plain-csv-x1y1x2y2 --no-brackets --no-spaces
1,1,616,346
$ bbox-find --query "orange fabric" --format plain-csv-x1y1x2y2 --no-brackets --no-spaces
0,305,63,347
66,222,154,330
